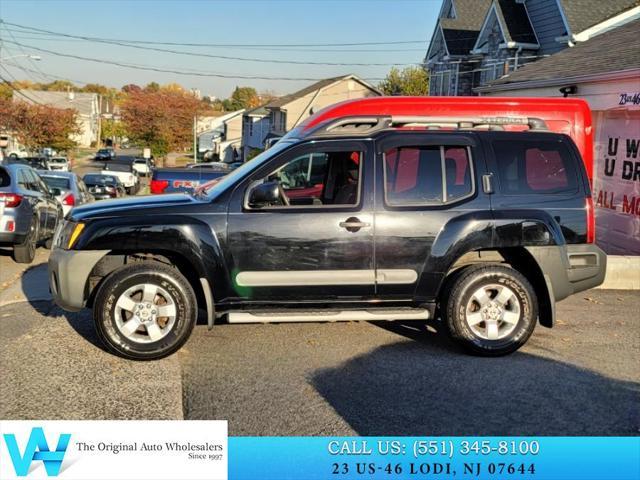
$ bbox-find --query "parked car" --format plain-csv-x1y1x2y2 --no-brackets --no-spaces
83,174,126,200
7,148,28,158
101,162,139,194
47,156,70,172
149,166,228,194
110,156,154,178
6,156,51,171
40,147,57,157
1,163,62,263
95,148,116,161
186,161,242,170
40,172,94,217
48,97,606,360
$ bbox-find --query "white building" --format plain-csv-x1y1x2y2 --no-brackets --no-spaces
241,106,271,159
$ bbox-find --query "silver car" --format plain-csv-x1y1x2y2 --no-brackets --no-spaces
0,164,62,263
39,171,94,217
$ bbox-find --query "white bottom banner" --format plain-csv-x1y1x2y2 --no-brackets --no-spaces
0,420,227,480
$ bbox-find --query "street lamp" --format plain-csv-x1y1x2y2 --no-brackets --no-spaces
0,54,42,62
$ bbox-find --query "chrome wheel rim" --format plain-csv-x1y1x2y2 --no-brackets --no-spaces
114,283,177,344
465,283,521,340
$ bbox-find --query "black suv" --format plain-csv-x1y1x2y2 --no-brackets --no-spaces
48,113,606,360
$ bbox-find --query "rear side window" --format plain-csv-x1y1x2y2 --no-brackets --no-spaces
0,168,10,187
384,145,473,206
492,139,578,194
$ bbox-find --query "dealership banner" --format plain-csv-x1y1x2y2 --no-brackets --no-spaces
593,110,640,255
0,421,227,480
1,423,638,480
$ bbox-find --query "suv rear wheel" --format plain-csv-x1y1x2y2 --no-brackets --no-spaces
93,262,197,360
443,264,537,356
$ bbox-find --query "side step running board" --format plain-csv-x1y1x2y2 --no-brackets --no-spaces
227,309,429,324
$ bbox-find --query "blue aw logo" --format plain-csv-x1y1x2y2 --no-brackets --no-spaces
3,427,71,477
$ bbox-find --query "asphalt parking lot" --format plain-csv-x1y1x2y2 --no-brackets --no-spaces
0,250,638,435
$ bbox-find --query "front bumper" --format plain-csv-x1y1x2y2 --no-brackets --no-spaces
48,247,110,311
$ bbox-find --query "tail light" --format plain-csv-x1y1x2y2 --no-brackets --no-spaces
586,195,595,244
0,193,22,207
62,193,75,206
150,179,169,194
105,186,116,193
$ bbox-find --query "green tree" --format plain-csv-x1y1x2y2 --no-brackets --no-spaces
144,82,160,92
378,66,429,96
223,86,259,111
101,119,128,143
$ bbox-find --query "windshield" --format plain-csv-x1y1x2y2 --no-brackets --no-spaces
42,176,71,190
200,139,296,199
50,157,67,163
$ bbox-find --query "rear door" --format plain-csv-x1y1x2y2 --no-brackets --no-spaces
373,132,490,301
483,132,588,244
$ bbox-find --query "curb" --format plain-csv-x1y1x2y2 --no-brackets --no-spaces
596,255,640,290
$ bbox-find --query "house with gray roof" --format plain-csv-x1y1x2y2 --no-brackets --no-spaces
425,0,640,96
14,89,100,147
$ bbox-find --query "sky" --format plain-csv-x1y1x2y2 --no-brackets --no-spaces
0,0,439,98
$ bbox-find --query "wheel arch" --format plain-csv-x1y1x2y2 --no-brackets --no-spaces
439,247,554,328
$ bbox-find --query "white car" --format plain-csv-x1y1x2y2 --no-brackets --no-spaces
101,163,139,194
132,157,153,177
48,156,70,172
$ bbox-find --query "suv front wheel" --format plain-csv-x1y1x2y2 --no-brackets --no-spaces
443,265,537,356
93,262,197,360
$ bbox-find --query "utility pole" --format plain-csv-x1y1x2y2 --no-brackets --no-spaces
193,115,197,163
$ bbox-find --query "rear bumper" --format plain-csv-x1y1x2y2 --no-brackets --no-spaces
48,247,110,311
526,244,607,301
0,232,26,245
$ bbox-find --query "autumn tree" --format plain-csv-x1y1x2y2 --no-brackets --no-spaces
120,88,203,157
0,98,80,151
379,66,429,96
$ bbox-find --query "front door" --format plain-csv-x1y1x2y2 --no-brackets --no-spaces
226,140,375,303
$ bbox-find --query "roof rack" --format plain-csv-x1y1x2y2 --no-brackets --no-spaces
313,115,548,137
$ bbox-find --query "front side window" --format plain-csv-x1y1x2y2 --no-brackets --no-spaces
248,150,362,208
384,145,473,206
493,139,578,195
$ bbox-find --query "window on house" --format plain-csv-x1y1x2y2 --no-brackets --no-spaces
249,119,254,136
492,140,578,194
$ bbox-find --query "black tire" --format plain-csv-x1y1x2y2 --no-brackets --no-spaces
93,262,197,360
12,217,38,264
443,264,537,356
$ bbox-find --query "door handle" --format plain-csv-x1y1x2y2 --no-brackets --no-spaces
339,217,370,232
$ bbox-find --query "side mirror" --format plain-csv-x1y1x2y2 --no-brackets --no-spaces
49,187,62,196
248,181,280,208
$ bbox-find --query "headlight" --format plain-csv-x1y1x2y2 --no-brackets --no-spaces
55,221,85,249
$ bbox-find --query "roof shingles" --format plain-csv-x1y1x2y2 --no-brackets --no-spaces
479,18,640,89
